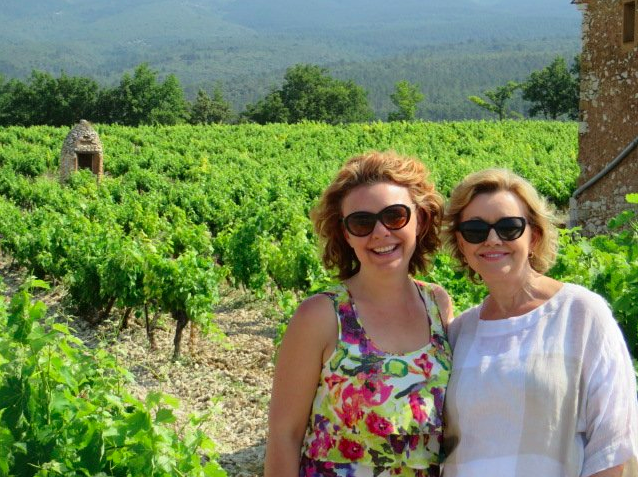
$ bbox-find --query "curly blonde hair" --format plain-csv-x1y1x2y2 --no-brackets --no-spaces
442,168,559,280
311,151,443,280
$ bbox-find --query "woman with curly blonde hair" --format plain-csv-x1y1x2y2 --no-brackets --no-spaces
441,168,638,477
265,151,453,477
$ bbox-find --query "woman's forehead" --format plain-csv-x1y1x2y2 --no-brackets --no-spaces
341,182,412,212
461,190,527,220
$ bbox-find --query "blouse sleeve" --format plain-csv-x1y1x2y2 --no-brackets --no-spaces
580,294,638,477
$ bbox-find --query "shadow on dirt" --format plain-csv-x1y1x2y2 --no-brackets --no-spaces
220,441,266,477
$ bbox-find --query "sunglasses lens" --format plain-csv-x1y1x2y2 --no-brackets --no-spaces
494,217,526,240
380,205,410,230
458,221,489,244
345,213,377,236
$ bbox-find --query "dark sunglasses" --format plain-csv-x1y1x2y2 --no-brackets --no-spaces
342,204,412,237
458,216,527,244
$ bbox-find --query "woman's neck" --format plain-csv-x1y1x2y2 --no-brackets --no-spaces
481,272,560,320
346,268,415,303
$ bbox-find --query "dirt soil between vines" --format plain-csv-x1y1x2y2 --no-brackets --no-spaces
1,258,276,477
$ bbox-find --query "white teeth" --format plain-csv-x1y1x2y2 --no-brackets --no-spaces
373,245,397,254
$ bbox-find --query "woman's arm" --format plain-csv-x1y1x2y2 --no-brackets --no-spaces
264,294,337,477
580,291,638,477
590,464,623,477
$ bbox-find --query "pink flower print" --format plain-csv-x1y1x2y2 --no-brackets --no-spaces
324,373,348,390
409,392,428,424
336,384,365,427
338,437,365,461
415,353,433,378
365,411,394,437
308,429,336,459
361,378,392,406
408,434,420,450
300,456,338,477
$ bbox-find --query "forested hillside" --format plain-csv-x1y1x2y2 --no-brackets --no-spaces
0,0,580,119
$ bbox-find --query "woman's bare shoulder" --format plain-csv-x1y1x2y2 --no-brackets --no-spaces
287,292,337,336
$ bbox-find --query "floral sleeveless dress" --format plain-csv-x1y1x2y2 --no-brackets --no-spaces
299,281,451,477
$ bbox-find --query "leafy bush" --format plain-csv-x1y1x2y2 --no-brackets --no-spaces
0,280,226,476
549,194,638,357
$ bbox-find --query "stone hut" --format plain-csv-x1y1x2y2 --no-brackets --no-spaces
570,0,638,234
60,120,104,182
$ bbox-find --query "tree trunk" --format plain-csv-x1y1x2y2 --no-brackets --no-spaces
97,296,117,323
119,307,132,331
172,309,189,361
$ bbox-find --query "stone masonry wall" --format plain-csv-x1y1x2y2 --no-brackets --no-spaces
575,0,638,235
60,120,104,182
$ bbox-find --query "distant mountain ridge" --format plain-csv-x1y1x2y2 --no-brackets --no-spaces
0,0,581,119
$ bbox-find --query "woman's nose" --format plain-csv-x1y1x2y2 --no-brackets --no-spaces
371,219,391,237
483,227,502,245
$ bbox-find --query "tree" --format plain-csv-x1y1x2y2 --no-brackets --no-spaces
0,77,30,126
0,71,100,126
148,73,189,125
522,56,579,120
468,81,522,120
190,83,233,124
242,91,289,124
108,63,189,126
388,80,424,121
243,64,373,124
567,54,581,120
53,73,101,125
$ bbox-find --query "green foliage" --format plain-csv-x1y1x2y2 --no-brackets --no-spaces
242,91,289,124
522,55,579,120
331,38,580,121
468,81,522,120
388,81,424,122
105,64,190,126
244,64,373,124
0,121,578,357
0,281,226,476
190,85,234,125
548,195,638,357
0,38,581,125
421,254,487,314
0,71,100,127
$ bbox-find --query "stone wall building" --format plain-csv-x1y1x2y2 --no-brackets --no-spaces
570,0,638,234
60,120,104,182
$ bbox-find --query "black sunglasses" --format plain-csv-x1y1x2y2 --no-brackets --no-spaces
458,216,527,244
342,204,412,237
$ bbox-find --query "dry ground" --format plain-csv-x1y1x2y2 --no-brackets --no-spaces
0,257,276,477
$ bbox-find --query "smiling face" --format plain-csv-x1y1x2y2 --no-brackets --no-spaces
341,182,422,276
456,190,537,286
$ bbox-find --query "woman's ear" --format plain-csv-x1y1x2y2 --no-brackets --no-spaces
529,224,541,255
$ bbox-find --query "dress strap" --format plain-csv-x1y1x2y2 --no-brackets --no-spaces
415,281,446,339
319,284,350,341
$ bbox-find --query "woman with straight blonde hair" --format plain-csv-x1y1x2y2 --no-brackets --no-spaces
265,151,453,477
